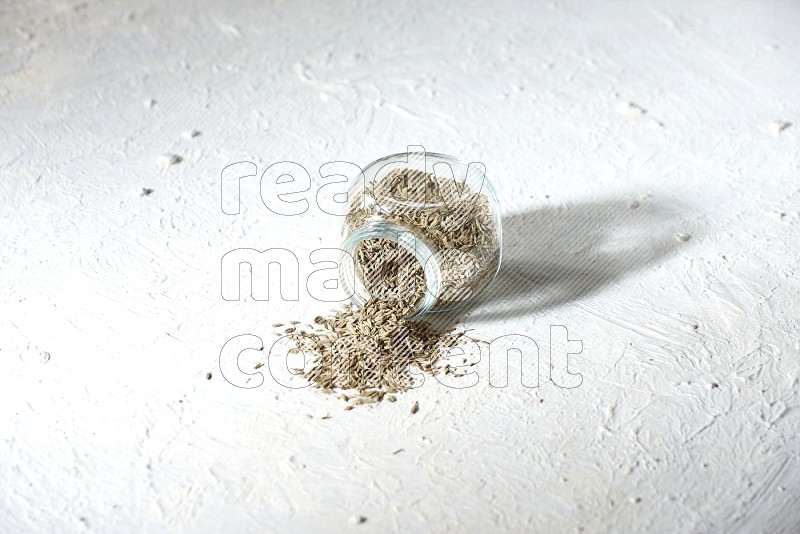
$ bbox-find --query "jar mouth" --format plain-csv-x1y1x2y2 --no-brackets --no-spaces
339,219,442,319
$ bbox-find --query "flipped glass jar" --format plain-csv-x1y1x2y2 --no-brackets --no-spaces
339,151,503,318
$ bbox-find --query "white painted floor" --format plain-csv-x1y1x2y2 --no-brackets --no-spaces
1,0,799,532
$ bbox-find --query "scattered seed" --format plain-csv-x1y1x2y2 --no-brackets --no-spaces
205,372,212,380
769,120,791,134
272,323,284,328
675,232,691,242
158,154,182,167
410,401,419,414
616,101,647,117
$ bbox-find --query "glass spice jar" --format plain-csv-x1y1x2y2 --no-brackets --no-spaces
339,150,503,318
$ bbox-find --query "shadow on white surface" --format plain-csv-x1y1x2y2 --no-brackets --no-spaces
461,197,687,322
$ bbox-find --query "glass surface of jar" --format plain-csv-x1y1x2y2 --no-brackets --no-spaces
339,151,503,318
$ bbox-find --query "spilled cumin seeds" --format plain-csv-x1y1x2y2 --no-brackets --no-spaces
279,167,497,409
282,298,467,409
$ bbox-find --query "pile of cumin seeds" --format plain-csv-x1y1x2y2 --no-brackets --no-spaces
283,299,466,408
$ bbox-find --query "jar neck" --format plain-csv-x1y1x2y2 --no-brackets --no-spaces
339,219,442,318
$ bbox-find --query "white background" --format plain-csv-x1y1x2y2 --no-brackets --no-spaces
1,0,799,532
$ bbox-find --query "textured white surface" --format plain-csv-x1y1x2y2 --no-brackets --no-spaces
1,0,799,532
